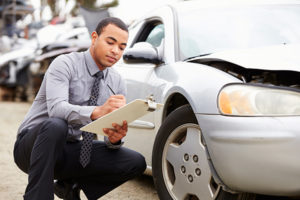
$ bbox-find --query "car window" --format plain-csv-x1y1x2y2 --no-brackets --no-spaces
145,24,165,47
132,22,165,48
128,22,144,46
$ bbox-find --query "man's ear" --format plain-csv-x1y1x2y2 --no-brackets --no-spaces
91,31,98,44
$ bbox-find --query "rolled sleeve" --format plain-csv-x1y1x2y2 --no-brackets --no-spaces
79,106,96,124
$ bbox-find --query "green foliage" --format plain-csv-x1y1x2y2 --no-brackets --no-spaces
77,0,97,9
79,0,119,9
100,0,119,9
47,0,119,17
47,0,58,17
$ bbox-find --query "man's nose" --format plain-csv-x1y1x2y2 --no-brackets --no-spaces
111,45,119,55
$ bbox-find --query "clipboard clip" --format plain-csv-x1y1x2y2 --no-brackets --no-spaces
146,95,157,112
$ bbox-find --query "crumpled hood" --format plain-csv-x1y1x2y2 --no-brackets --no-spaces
192,44,300,72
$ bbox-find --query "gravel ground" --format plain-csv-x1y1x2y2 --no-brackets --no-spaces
0,101,159,200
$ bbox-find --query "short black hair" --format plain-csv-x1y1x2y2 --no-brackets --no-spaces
95,17,128,35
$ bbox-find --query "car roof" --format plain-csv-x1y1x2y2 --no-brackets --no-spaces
169,0,300,13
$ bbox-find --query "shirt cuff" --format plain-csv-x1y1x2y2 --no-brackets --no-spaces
104,136,124,149
79,106,96,124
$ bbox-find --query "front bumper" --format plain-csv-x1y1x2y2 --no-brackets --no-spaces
196,114,300,196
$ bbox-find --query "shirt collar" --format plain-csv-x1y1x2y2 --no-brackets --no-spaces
84,49,108,78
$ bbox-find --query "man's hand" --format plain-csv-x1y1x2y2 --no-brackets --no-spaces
103,120,128,144
91,95,126,120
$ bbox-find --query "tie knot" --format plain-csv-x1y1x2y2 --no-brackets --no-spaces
95,71,104,79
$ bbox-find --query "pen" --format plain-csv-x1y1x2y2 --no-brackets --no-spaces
107,84,116,95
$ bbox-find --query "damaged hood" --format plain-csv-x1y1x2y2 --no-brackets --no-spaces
191,44,300,72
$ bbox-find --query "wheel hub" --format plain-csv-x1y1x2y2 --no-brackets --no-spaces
162,124,220,200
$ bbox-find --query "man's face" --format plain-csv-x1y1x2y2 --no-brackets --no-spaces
91,24,128,70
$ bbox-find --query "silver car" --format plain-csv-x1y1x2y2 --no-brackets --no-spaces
114,1,300,200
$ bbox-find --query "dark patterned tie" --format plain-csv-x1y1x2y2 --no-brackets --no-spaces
79,71,104,168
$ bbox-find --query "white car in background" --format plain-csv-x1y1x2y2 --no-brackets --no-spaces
114,1,300,200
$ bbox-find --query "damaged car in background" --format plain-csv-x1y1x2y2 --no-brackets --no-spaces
113,1,300,200
28,38,90,101
0,25,90,101
0,38,37,101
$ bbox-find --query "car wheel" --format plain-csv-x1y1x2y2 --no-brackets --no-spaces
152,105,256,200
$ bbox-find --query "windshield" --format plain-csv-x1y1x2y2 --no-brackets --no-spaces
178,4,300,60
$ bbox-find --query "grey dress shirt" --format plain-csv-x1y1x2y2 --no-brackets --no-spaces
18,49,126,145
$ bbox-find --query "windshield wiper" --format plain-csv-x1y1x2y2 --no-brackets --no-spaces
183,53,212,61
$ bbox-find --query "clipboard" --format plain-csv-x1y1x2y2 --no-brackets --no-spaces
80,99,163,136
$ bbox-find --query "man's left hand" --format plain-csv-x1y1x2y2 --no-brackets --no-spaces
103,120,128,144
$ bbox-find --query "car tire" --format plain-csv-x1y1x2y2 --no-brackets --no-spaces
152,105,256,200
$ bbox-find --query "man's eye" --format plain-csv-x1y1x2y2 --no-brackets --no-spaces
107,41,113,45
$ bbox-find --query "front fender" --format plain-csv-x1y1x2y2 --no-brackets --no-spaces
160,62,242,114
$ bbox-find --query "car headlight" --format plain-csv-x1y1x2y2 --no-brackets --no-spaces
218,84,300,116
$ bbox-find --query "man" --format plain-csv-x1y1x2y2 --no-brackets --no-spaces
13,17,146,200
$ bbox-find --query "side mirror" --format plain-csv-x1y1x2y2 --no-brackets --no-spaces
123,42,163,64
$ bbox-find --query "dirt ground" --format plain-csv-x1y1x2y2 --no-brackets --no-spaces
0,101,159,200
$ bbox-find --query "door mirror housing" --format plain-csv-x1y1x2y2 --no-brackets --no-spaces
123,42,163,64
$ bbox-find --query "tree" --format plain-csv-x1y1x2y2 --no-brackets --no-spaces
47,0,119,17
47,0,58,17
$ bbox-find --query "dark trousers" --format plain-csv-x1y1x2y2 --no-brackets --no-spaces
13,118,146,200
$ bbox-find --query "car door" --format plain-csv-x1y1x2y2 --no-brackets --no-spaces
114,20,166,165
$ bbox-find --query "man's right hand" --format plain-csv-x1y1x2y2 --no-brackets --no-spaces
91,95,126,120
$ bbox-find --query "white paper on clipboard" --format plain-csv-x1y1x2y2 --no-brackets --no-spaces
80,99,163,136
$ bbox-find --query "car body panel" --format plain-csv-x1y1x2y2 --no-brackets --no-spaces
197,114,300,196
158,62,241,114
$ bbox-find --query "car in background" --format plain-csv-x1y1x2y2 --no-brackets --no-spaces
27,38,90,101
0,37,38,101
0,25,90,101
114,1,300,200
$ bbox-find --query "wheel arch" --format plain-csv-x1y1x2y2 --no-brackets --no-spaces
162,92,191,121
